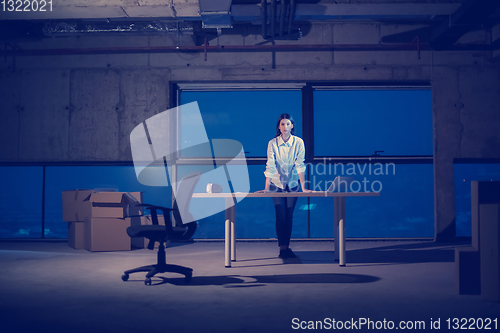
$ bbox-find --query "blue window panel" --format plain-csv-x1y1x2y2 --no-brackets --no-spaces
44,166,172,239
309,163,434,238
314,90,433,156
0,167,43,238
453,163,500,237
180,91,302,157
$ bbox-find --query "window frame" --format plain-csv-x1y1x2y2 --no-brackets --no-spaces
172,80,434,238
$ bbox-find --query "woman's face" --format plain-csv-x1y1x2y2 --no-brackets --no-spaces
279,119,294,136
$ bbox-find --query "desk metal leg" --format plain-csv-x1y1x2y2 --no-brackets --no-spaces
225,219,231,268
230,206,236,262
339,197,346,266
333,197,346,266
339,218,346,266
334,197,340,262
224,198,233,268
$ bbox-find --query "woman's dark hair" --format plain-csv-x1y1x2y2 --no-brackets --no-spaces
275,113,295,137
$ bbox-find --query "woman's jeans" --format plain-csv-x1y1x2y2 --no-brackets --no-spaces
270,183,299,247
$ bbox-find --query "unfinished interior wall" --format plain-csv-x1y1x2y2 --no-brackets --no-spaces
1,22,499,241
432,65,500,241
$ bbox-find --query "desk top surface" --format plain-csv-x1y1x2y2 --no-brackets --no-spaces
192,191,380,198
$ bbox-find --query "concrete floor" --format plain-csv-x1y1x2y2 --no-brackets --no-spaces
0,240,498,333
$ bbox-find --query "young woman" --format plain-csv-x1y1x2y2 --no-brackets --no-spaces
256,113,312,259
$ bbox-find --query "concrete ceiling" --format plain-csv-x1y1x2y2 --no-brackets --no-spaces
0,0,465,21
1,0,499,51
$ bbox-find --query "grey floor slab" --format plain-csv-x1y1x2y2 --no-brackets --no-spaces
0,240,498,333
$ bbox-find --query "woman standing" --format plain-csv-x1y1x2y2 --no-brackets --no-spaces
256,113,312,259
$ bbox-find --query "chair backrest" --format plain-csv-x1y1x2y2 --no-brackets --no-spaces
172,172,202,225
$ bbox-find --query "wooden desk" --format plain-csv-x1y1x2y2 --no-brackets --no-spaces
192,192,380,267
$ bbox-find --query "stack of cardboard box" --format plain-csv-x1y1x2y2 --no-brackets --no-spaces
62,190,146,251
62,189,93,249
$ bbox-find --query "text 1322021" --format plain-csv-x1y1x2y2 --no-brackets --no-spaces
2,0,52,12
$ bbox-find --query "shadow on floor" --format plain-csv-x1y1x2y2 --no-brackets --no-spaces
126,272,381,286
299,241,458,265
233,241,461,267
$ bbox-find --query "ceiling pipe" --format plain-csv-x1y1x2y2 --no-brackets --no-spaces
288,0,295,35
2,41,497,57
42,21,194,37
0,43,430,57
270,0,276,38
261,0,267,39
279,0,286,37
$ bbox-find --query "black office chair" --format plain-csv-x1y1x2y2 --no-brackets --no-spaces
121,172,201,285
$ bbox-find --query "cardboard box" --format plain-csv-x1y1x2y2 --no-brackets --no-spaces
62,190,143,221
62,189,93,222
85,216,144,252
84,191,143,219
68,221,85,249
126,192,144,217
131,215,147,250
63,190,144,251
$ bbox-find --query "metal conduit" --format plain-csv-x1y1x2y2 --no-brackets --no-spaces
288,0,295,35
1,42,495,57
279,0,286,37
1,43,427,57
270,0,276,38
263,0,297,39
261,0,267,39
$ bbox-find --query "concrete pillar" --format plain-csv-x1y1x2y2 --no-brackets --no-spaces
432,66,462,242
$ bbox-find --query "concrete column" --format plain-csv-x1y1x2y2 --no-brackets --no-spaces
432,66,461,242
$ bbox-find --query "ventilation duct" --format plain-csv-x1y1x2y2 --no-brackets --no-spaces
42,21,194,37
199,0,233,29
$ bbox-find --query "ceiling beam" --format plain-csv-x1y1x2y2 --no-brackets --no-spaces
0,3,461,22
429,0,500,50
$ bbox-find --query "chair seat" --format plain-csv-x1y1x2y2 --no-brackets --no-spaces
127,224,166,239
127,224,192,241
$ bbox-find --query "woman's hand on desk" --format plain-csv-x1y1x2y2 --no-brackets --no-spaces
302,189,314,193
255,189,269,193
